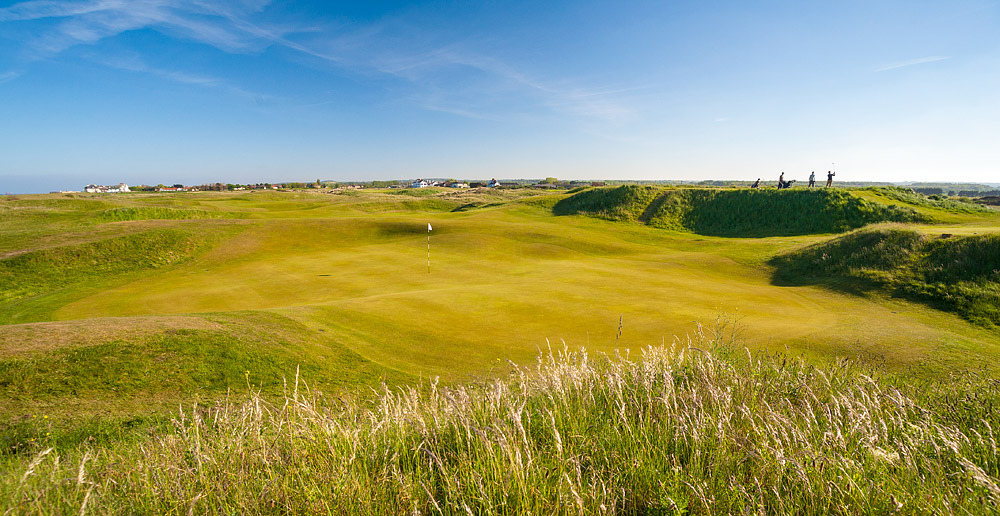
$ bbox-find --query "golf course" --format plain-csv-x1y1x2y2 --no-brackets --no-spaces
4,184,1000,513
2,185,999,423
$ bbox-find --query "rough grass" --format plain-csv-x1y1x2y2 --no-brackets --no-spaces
4,328,1000,514
771,226,1000,327
555,186,924,236
94,207,246,222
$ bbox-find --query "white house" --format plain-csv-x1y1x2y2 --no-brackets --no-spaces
106,183,130,193
450,182,469,188
411,179,429,188
487,178,501,188
84,183,130,193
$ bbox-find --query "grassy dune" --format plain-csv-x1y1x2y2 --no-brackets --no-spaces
772,226,1000,326
554,185,924,236
1,186,999,456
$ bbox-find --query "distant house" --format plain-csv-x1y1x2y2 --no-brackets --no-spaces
84,183,130,193
449,182,469,188
487,178,501,188
591,182,606,187
411,179,430,188
156,187,188,192
106,183,130,193
469,182,485,188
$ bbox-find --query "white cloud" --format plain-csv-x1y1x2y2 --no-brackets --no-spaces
874,56,950,72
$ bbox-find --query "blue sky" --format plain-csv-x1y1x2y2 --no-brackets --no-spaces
1,0,998,193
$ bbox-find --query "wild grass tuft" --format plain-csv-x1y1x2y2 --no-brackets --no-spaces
4,325,999,514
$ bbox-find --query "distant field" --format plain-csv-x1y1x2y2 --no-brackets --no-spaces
1,186,999,442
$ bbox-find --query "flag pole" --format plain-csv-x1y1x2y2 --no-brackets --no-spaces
427,223,431,273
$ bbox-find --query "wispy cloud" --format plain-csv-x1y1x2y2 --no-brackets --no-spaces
874,56,950,72
0,0,640,125
0,71,23,84
359,44,641,124
96,53,272,103
0,0,281,56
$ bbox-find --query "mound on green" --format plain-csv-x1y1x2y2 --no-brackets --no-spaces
6,336,1000,514
555,186,924,236
771,226,1000,326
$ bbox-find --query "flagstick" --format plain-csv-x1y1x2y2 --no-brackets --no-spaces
427,228,431,274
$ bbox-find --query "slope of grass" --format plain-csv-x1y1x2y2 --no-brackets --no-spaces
94,207,246,222
0,229,210,325
552,184,663,221
771,226,1000,326
0,310,413,454
0,310,411,402
556,186,925,236
0,229,201,302
5,334,1000,514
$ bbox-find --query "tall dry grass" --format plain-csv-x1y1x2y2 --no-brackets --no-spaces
5,323,1000,514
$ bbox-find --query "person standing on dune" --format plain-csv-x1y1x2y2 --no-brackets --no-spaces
826,170,835,187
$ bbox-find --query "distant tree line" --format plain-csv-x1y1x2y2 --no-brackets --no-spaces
911,187,1000,197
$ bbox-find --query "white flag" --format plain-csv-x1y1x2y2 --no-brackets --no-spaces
427,223,433,231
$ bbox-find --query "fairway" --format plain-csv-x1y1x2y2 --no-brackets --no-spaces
2,187,999,421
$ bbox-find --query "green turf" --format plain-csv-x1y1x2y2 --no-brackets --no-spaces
1,186,999,437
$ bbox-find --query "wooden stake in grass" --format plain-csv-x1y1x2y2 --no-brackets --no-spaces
427,222,432,273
